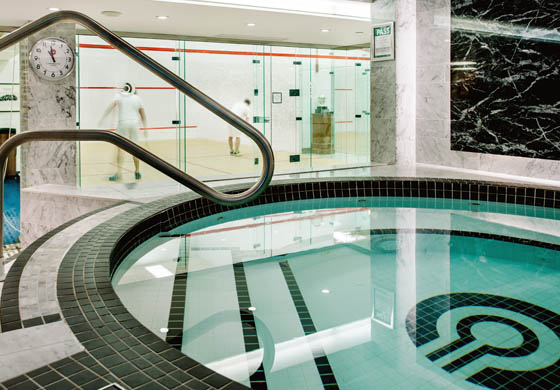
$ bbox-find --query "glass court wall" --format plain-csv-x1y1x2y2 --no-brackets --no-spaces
76,35,370,187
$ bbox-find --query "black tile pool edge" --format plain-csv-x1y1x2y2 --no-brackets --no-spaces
3,177,560,390
0,201,129,333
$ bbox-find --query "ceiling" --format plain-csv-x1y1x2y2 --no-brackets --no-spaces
0,0,372,48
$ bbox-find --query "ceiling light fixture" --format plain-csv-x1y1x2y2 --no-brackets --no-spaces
321,28,330,33
248,307,256,311
48,7,60,11
156,15,170,20
321,289,330,294
247,22,256,27
160,327,169,333
101,10,122,17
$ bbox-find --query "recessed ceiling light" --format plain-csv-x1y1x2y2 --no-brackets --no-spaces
101,10,122,17
321,289,330,294
156,15,170,19
48,7,60,11
247,23,256,27
160,327,169,333
248,307,256,311
321,28,330,33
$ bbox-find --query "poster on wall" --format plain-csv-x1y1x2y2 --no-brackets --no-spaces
0,84,19,112
371,22,395,62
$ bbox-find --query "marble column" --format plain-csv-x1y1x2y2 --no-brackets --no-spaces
19,23,76,188
371,0,416,166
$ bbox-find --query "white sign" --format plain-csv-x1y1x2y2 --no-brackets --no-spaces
371,22,395,62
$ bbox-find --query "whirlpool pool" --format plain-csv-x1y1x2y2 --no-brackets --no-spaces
112,191,560,390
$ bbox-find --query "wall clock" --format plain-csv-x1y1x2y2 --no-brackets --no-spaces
29,37,75,81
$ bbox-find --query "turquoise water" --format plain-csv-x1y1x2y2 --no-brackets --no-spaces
113,198,560,390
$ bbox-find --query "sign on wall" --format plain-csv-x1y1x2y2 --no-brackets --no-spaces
371,22,395,62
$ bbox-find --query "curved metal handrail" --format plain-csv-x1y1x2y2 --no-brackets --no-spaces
0,10,274,203
0,10,275,260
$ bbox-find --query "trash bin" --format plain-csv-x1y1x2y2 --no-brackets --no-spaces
0,128,17,177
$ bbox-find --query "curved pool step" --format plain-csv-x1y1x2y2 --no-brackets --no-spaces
0,202,136,384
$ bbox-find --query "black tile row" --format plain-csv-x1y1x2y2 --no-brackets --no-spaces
0,202,128,333
232,263,267,389
279,261,339,389
109,179,560,278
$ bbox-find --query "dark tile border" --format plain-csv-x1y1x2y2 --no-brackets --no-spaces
3,177,560,389
0,202,128,333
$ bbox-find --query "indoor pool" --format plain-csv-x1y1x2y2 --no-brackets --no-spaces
112,197,560,390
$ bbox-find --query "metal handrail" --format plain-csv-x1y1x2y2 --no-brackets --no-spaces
0,10,275,258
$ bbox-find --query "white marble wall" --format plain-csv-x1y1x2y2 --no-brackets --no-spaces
414,0,481,170
371,0,416,166
20,187,121,248
371,0,560,181
19,23,76,188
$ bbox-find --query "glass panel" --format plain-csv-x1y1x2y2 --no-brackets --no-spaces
76,35,371,186
353,48,371,164
310,49,337,169
0,39,20,139
252,45,266,176
182,41,260,180
0,40,20,132
269,46,310,173
0,39,20,245
77,35,181,187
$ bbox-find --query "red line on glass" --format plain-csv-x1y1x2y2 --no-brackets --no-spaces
78,43,370,61
103,126,197,131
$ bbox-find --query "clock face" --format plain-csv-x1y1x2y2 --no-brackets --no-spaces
29,37,75,81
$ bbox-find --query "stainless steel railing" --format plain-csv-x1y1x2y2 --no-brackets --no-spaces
0,10,274,259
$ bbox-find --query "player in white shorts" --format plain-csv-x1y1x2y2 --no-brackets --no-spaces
100,82,147,181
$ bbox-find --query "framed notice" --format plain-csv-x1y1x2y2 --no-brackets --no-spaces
371,22,395,62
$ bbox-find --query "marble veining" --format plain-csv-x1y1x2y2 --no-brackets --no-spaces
19,23,77,188
450,0,560,160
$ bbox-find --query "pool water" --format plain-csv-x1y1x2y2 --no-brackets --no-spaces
112,198,560,390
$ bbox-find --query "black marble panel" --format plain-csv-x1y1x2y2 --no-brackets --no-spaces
450,0,560,160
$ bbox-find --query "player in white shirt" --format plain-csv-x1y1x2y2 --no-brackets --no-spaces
229,99,251,156
100,82,147,181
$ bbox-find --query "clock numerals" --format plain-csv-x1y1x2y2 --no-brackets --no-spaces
30,38,75,81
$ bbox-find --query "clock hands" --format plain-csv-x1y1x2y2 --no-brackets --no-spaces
48,46,56,63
